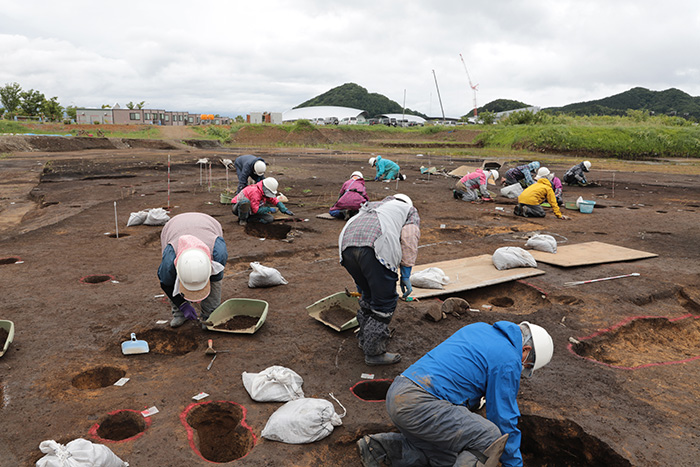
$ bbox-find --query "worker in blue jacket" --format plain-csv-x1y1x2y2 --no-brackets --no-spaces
234,154,267,194
502,161,540,187
369,155,404,181
357,321,554,467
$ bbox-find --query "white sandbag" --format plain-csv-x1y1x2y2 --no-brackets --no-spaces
36,439,128,467
500,183,523,198
248,262,288,288
242,365,304,402
525,234,557,253
126,210,148,227
261,396,346,444
492,247,537,270
143,208,170,226
411,267,450,289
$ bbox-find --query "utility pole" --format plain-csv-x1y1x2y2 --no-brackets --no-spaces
432,70,446,124
402,89,406,127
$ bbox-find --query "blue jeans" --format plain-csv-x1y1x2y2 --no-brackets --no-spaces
341,246,399,356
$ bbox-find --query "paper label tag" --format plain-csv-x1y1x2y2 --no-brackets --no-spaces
360,373,375,380
141,406,159,417
156,320,168,325
192,392,209,401
114,377,129,386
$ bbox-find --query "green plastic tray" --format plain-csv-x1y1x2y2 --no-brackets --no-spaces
306,292,359,332
205,299,268,334
0,320,15,358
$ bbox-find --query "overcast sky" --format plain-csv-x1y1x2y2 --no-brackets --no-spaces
2,0,699,118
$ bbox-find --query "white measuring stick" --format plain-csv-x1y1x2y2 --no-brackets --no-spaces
113,201,119,239
565,273,639,286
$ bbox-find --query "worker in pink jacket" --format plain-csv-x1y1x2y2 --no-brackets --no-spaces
329,171,369,220
231,178,294,225
454,169,499,202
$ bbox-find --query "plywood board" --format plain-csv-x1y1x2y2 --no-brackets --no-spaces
401,254,545,299
315,212,337,220
529,241,658,267
448,165,496,184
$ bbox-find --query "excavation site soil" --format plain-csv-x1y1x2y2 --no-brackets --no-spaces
0,126,699,466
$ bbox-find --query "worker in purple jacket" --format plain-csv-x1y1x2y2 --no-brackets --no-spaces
329,171,369,220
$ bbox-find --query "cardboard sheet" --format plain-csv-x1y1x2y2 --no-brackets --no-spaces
529,241,658,267
401,254,545,299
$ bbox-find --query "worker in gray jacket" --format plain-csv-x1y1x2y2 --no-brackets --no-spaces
563,161,591,186
339,194,420,366
234,154,267,194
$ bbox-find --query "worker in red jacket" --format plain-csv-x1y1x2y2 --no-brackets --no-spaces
231,178,294,225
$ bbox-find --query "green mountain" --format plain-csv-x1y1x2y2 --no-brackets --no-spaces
545,87,700,119
294,83,428,119
475,99,531,115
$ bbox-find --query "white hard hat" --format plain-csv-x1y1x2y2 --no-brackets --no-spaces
520,321,553,377
262,177,279,196
535,167,551,180
254,160,267,176
583,160,592,171
393,193,413,207
176,248,211,302
489,169,500,181
351,171,364,179
368,157,376,167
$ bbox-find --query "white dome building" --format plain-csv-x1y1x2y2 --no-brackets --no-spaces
282,106,368,124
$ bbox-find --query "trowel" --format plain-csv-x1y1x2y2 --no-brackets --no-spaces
121,333,150,355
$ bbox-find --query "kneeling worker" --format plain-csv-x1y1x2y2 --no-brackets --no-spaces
454,168,499,202
158,212,228,328
514,168,569,220
231,177,294,225
563,160,592,186
357,320,554,467
369,155,405,181
329,171,369,220
234,154,267,194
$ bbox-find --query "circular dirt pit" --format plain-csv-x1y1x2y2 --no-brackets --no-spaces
244,222,291,239
106,233,131,239
570,316,700,368
72,366,126,389
550,295,584,306
132,329,198,355
91,409,149,442
80,274,114,284
520,414,631,466
489,297,514,308
183,401,255,463
351,379,394,401
0,257,21,265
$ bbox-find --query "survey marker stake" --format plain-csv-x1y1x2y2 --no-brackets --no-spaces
564,273,640,286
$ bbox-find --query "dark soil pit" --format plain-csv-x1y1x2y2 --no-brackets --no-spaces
183,401,255,463
71,366,126,389
0,383,3,409
79,274,114,284
0,257,21,265
489,297,514,308
571,316,700,368
320,306,356,328
134,329,198,355
213,315,260,331
351,379,393,402
520,414,632,466
0,328,8,347
91,409,148,442
244,222,291,239
106,233,131,239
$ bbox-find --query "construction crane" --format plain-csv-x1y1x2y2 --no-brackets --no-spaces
459,53,479,119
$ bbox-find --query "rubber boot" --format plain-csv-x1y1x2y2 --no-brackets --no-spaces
237,202,250,225
357,434,403,467
365,352,402,366
475,433,509,467
170,313,186,328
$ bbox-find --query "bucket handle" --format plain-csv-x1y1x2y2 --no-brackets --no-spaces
130,333,137,342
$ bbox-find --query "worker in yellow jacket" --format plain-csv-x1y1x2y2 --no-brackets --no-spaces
514,168,570,220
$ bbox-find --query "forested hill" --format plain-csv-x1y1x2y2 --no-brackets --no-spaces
294,83,428,119
545,87,700,119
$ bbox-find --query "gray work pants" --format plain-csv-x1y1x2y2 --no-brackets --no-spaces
170,279,222,321
378,375,501,467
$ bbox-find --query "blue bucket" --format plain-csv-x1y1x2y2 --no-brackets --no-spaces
579,200,595,214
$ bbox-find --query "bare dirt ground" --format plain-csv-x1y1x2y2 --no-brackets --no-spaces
0,128,699,466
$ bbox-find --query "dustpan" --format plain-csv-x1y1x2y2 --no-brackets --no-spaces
121,333,150,355
306,292,359,332
0,320,15,358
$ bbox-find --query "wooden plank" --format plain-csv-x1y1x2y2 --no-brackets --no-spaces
529,241,658,267
401,254,545,299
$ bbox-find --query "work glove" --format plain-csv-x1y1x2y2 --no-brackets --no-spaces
277,202,294,216
258,206,277,215
399,266,412,299
179,302,198,321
